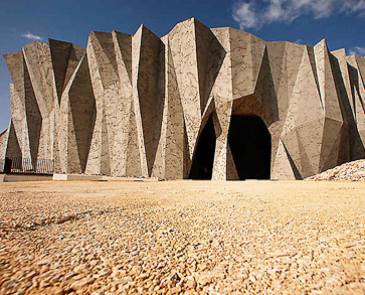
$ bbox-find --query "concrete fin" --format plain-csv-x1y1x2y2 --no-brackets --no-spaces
226,144,239,180
64,47,85,95
49,39,73,104
93,32,118,74
162,43,185,179
24,58,42,166
194,19,226,114
113,31,133,84
23,42,54,115
307,46,322,106
135,25,165,175
69,56,96,173
319,118,343,171
100,107,111,175
282,140,302,180
254,47,279,125
3,52,25,101
5,121,22,159
272,139,296,180
126,103,142,177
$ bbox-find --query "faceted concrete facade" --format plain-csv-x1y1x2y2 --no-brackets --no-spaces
1,18,365,179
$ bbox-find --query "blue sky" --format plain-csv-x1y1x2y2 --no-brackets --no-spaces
0,0,364,131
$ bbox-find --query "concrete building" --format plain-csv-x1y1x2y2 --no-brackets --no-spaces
0,18,364,180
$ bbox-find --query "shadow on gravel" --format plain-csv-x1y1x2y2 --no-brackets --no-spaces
1,208,123,233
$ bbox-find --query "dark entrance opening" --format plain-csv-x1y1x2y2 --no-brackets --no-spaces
228,115,271,179
4,157,12,174
189,115,216,179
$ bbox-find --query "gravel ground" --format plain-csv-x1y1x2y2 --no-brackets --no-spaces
0,180,365,294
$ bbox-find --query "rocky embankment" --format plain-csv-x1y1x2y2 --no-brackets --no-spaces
308,160,365,181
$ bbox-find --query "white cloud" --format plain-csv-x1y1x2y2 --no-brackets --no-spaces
349,46,365,56
21,32,43,41
264,0,285,22
232,0,365,29
343,0,365,14
232,2,259,29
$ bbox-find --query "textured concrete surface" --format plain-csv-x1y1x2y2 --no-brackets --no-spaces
1,17,365,179
1,181,365,294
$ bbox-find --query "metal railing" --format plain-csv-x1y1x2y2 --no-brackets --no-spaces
0,158,53,175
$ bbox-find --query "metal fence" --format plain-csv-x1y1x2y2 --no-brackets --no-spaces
0,158,53,175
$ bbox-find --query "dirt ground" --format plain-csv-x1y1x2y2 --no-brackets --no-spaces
0,180,365,294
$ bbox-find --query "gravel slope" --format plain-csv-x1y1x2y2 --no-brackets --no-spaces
308,160,365,181
1,180,365,294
